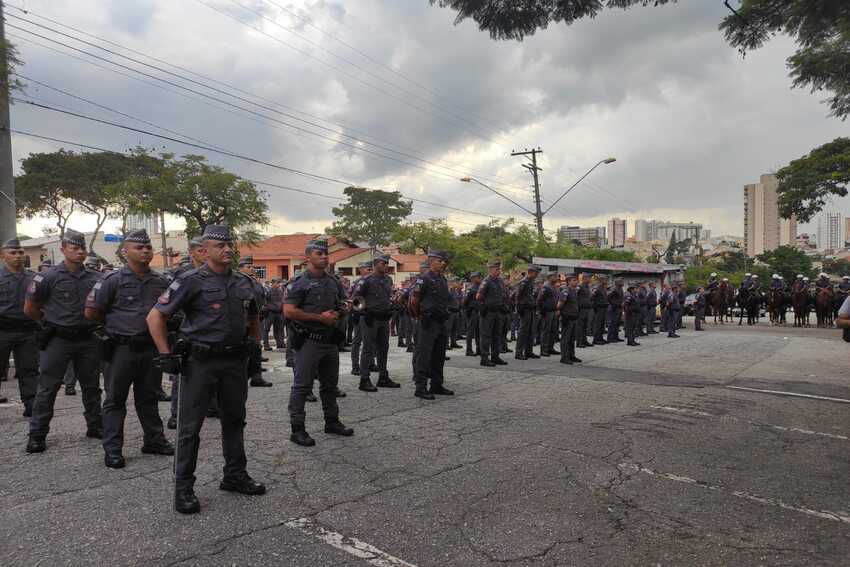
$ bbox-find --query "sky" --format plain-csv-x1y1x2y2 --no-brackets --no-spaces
8,0,849,241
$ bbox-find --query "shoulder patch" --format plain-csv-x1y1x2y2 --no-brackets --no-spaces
168,281,181,291
33,274,44,283
93,281,103,291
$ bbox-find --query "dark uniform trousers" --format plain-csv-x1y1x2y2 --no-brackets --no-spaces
625,312,636,343
176,354,248,491
262,311,284,348
540,311,557,354
606,305,622,342
560,317,577,360
413,318,447,391
694,307,705,330
577,308,591,346
479,310,502,361
30,335,102,437
102,343,167,455
516,307,535,356
289,339,339,426
0,328,38,410
661,308,674,334
360,318,389,382
465,310,480,354
593,307,607,342
645,304,656,333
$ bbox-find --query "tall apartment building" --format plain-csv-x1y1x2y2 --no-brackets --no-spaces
817,211,843,250
607,218,627,248
633,219,703,242
744,173,797,257
126,213,160,234
557,225,606,247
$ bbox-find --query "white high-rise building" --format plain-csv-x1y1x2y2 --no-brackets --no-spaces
634,219,649,241
126,214,160,234
817,211,842,251
607,218,626,248
744,174,797,257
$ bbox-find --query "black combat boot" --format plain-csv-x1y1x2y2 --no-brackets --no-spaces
429,385,454,396
480,358,495,367
104,453,126,469
415,388,435,400
324,420,354,436
26,436,46,453
174,488,201,514
359,378,378,392
290,424,316,447
220,473,266,495
376,375,401,388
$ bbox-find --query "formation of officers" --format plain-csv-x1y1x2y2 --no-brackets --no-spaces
0,230,695,515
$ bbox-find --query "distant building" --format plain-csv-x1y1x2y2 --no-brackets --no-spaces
607,218,627,248
702,229,711,240
744,173,797,257
126,213,160,234
845,218,850,247
818,211,843,251
557,225,606,247
634,219,649,241
795,233,817,252
633,219,705,242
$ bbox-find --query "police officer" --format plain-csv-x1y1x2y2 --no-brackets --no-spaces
537,272,559,356
238,256,273,388
283,239,354,446
515,265,540,360
25,229,103,453
770,274,783,291
556,274,581,365
263,278,285,351
350,261,372,376
694,286,706,331
623,284,640,346
398,279,415,352
816,272,831,289
606,278,625,343
636,282,648,336
741,273,754,291
477,261,508,367
0,238,38,415
354,254,400,391
148,225,266,514
576,273,593,348
676,284,687,329
447,279,463,349
463,272,482,357
591,275,609,345
409,250,454,400
664,284,682,338
84,229,174,469
645,281,658,334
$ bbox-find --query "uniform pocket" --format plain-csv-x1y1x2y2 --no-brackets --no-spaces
55,281,78,304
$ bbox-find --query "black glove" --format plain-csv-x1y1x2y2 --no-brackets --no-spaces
154,353,182,374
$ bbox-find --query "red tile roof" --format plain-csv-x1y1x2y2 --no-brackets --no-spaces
392,253,427,273
242,234,340,260
329,247,369,263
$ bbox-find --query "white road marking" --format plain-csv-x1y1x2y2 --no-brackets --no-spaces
726,386,850,404
619,463,850,525
285,518,418,567
650,405,849,441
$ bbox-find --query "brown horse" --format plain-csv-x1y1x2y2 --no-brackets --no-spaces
815,287,834,328
767,288,786,326
791,288,809,327
711,282,730,324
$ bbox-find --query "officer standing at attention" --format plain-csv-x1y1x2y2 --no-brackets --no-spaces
263,279,285,351
463,272,482,357
147,225,266,514
623,284,641,346
606,278,625,343
515,265,541,360
676,284,687,329
350,261,373,376
283,239,354,446
477,261,508,367
409,250,454,400
354,254,401,392
25,229,103,453
84,229,174,469
694,287,706,331
636,282,648,336
556,274,581,365
238,256,273,388
591,275,609,345
537,272,560,357
576,273,593,348
0,238,38,415
665,284,682,338
645,281,658,334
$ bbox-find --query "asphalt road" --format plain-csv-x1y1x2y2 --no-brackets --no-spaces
1,317,848,566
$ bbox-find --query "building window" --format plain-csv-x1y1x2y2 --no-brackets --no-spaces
387,266,395,274
338,267,353,276
254,266,267,280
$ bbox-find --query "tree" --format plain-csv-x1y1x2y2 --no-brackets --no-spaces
712,250,749,273
823,258,850,276
391,218,457,254
775,137,850,222
134,154,269,243
665,232,678,264
15,150,81,238
327,187,413,248
1,39,25,100
756,245,813,282
432,1,850,119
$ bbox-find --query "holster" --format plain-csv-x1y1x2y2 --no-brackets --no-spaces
291,329,307,351
95,332,116,362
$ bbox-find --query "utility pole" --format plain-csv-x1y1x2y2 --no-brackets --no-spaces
511,148,544,239
0,1,16,242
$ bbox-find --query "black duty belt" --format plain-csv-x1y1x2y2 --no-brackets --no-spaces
49,325,95,340
189,342,247,359
305,331,339,344
0,317,38,331
112,333,155,348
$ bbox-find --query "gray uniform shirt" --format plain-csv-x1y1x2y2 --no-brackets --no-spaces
284,269,346,331
0,264,35,320
85,266,169,336
355,273,393,312
154,264,258,345
478,276,505,308
27,263,101,328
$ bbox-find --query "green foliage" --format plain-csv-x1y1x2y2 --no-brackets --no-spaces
756,245,814,282
823,258,850,276
721,0,850,120
1,40,25,100
327,187,413,248
710,250,749,273
391,218,456,254
776,137,850,222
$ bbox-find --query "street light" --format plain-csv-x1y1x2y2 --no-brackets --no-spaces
460,156,616,237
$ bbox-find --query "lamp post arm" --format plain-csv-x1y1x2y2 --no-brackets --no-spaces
543,159,610,215
465,178,535,216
